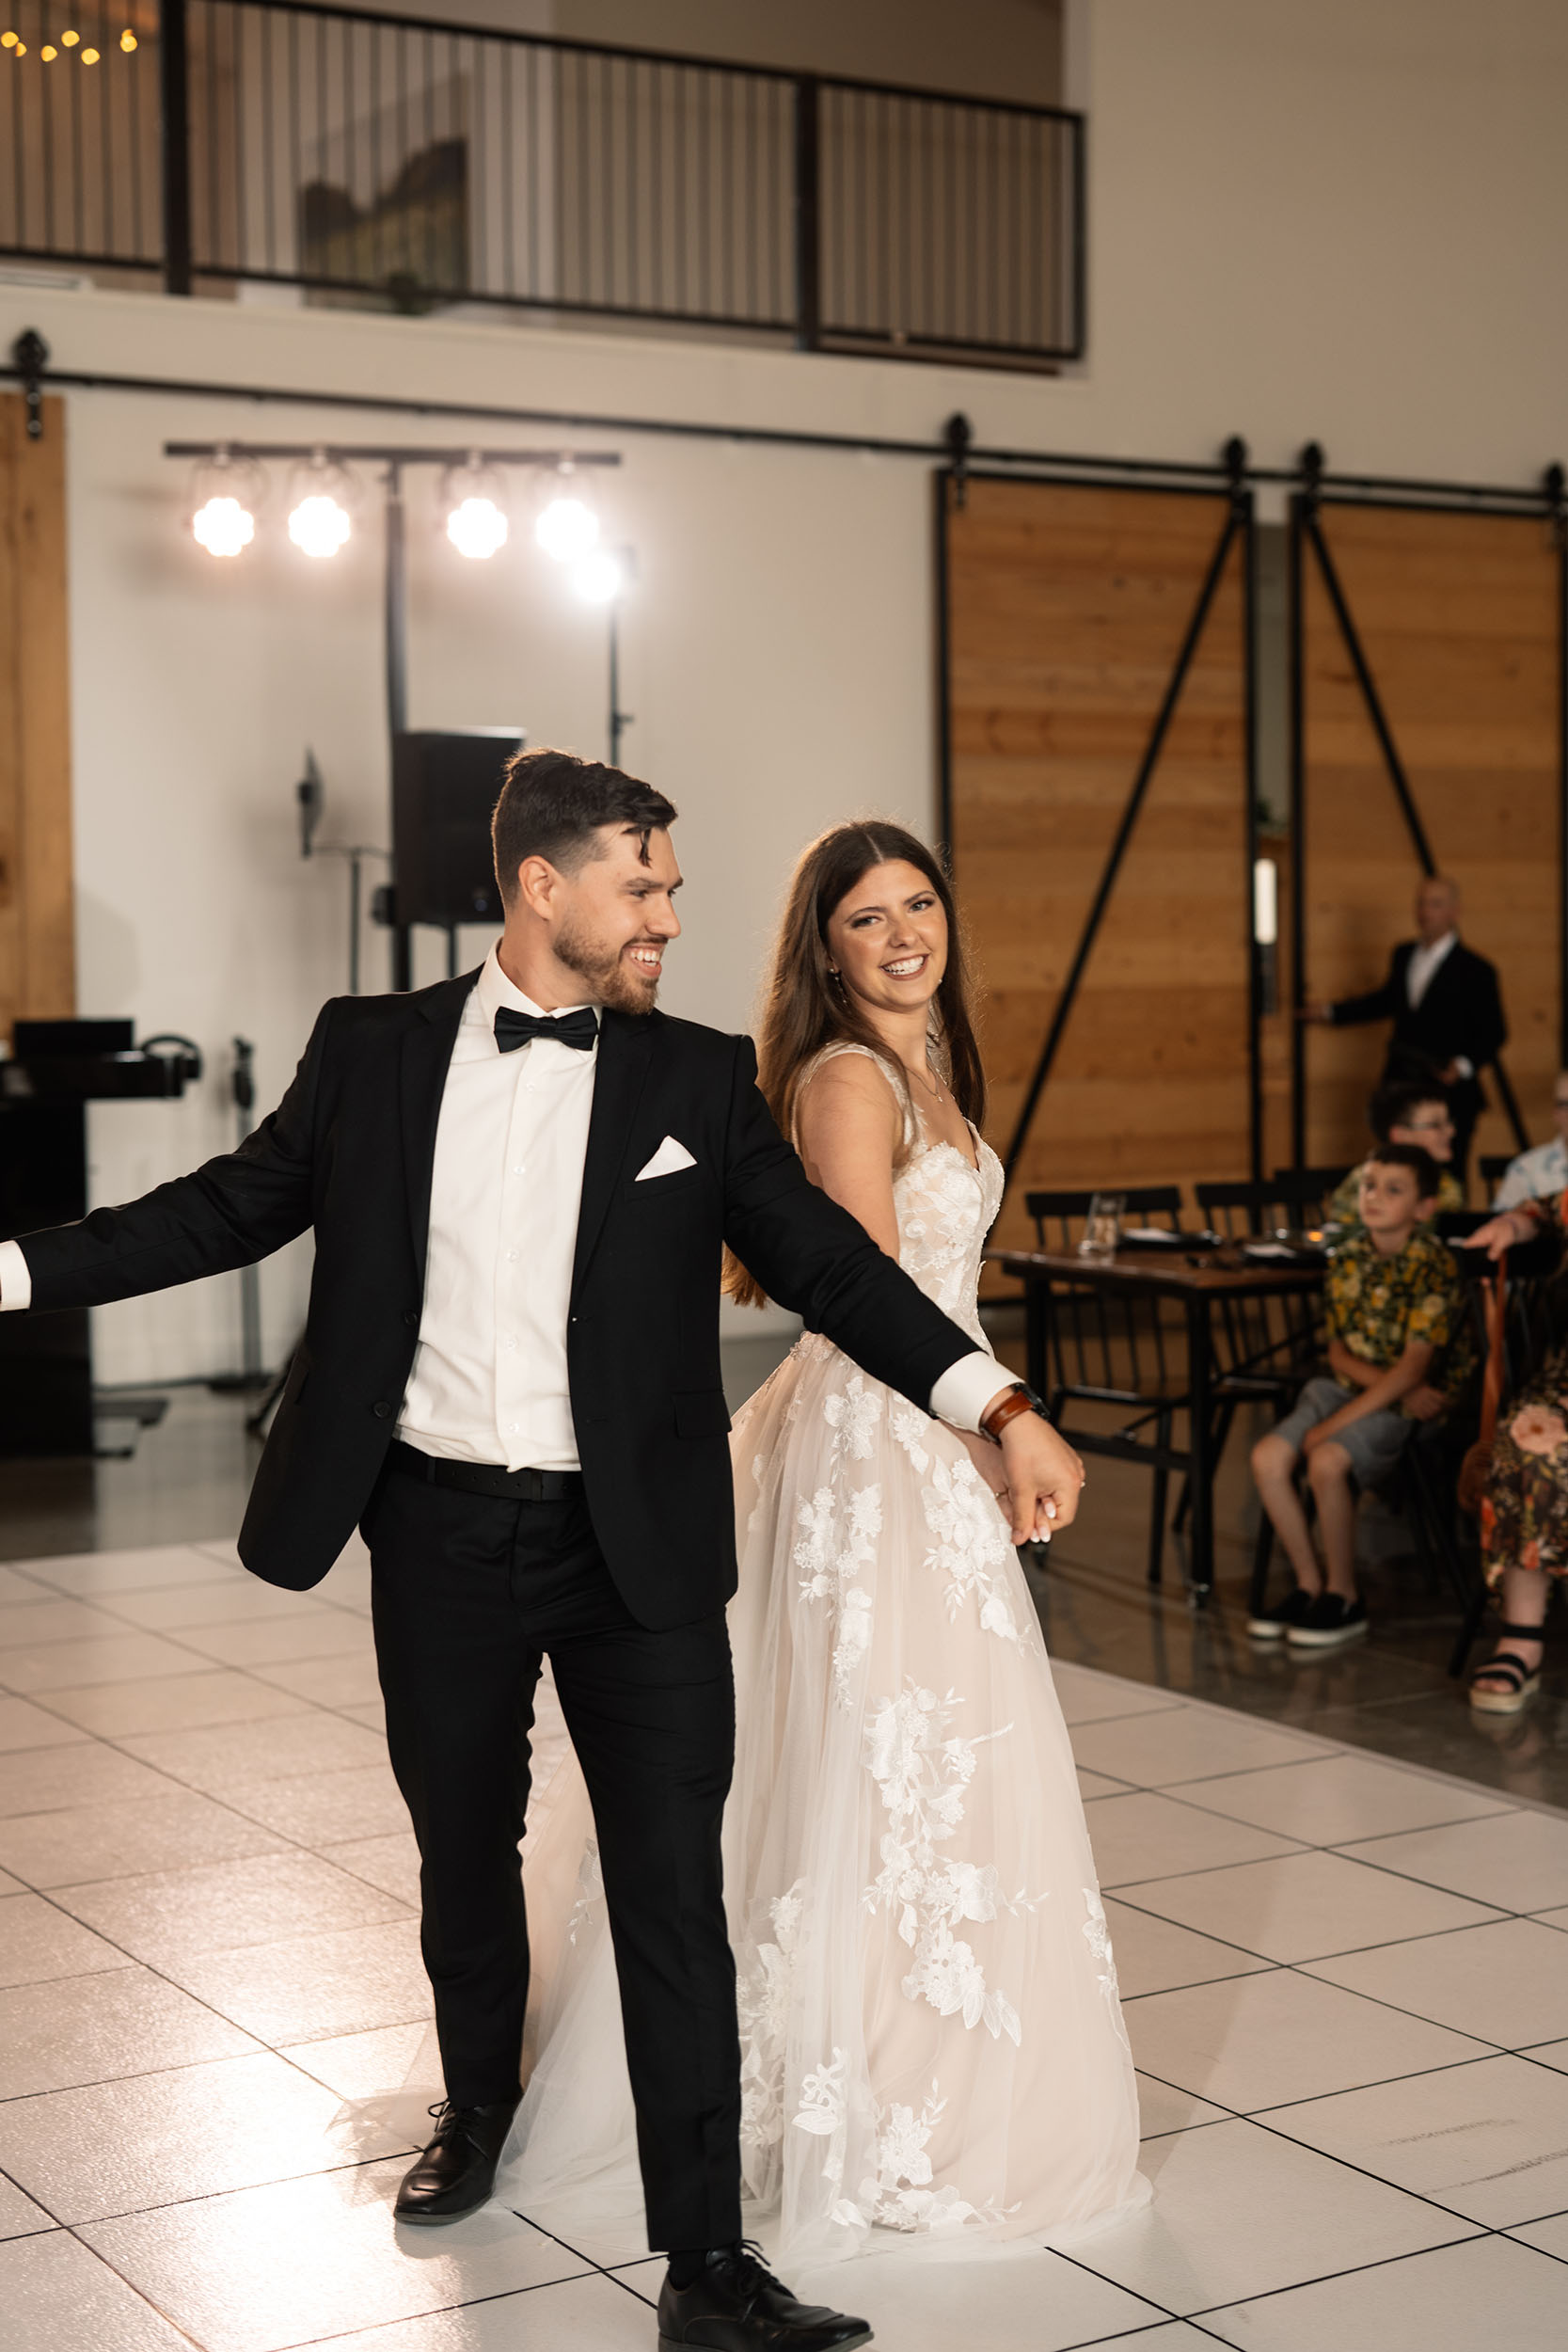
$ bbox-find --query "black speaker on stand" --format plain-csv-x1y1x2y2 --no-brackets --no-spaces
385,728,523,978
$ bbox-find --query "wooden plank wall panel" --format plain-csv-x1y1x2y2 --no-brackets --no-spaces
1302,504,1559,1184
945,478,1249,1259
0,392,75,1040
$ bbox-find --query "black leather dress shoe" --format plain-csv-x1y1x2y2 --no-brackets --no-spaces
393,2097,519,2225
657,2243,872,2350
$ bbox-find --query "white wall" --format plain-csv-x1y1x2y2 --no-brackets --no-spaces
3,0,1566,1380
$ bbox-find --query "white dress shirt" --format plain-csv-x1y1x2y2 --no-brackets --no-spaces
1405,928,1457,1009
1494,1135,1568,1213
0,951,1005,1445
399,947,597,1471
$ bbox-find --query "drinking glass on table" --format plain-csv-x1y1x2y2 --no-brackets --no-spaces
1079,1192,1125,1264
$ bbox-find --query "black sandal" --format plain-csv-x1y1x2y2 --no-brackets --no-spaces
1469,1618,1544,1716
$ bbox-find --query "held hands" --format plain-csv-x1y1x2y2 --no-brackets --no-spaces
993,1406,1085,1546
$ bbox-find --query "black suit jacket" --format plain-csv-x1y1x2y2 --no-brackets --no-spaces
13,975,983,1627
1331,938,1506,1116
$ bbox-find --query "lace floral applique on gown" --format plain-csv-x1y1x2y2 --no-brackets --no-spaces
499,1043,1147,2264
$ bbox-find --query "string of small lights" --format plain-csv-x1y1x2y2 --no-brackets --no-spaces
0,20,136,60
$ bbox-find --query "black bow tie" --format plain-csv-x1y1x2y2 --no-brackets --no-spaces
494,1006,599,1055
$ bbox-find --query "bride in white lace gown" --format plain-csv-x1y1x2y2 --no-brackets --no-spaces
499,822,1145,2265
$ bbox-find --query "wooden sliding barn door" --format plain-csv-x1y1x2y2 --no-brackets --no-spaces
941,472,1253,1259
0,391,75,1040
1293,498,1560,1178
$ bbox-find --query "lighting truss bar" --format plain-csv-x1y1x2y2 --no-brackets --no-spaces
165,442,621,468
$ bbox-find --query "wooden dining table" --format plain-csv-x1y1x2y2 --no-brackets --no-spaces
988,1243,1326,1601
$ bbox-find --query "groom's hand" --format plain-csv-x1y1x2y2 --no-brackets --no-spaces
990,1398,1085,1546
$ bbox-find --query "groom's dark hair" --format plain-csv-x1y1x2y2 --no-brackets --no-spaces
492,747,678,903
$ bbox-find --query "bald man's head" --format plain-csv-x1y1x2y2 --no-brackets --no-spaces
1416,875,1461,946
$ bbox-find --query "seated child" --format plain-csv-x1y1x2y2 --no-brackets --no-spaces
1326,1081,1465,1226
1250,1143,1473,1648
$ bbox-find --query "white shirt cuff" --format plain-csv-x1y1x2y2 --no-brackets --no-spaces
0,1237,32,1311
1451,1057,1474,1080
929,1351,1009,1433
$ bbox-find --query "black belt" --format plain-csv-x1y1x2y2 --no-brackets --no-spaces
388,1440,583,1502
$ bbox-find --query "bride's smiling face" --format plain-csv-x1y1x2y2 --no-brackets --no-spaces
825,859,948,1018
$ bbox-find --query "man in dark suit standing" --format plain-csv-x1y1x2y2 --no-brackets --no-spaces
0,750,1083,2352
1307,875,1506,1184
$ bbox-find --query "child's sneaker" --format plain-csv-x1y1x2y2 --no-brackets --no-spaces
1287,1593,1369,1649
1246,1586,1316,1641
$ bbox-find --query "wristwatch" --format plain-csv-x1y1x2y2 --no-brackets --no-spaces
979,1381,1052,1442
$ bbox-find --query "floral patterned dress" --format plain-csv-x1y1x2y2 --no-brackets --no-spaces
497,1044,1147,2266
1481,1188,1568,1588
721,1049,1146,2261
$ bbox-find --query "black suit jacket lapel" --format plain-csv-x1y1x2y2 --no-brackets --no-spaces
572,1009,655,1301
400,971,480,1273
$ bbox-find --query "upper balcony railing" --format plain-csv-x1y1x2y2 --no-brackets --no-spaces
1,0,1085,372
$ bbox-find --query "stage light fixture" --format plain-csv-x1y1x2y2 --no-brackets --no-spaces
119,27,136,50
572,548,626,606
535,467,600,564
287,453,355,560
193,494,255,559
2,31,18,48
62,28,79,45
190,448,261,559
441,457,509,560
81,44,98,61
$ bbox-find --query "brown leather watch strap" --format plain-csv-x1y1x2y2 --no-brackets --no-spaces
979,1385,1035,1441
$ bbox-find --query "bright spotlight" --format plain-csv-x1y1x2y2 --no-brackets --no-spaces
289,492,353,559
572,549,626,606
535,492,599,564
193,494,256,560
446,497,507,560
442,457,510,560
286,453,355,560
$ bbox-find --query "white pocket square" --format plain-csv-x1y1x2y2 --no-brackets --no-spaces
635,1135,698,1182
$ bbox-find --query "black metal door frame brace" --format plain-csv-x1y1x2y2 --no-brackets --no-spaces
1290,451,1542,1159
998,486,1248,1185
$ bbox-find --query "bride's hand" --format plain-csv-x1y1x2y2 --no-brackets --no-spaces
954,1426,1012,1502
995,1409,1085,1546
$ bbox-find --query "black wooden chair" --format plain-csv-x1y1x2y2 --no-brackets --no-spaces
1478,1152,1514,1200
1180,1180,1323,1549
1023,1184,1186,1584
1272,1166,1354,1225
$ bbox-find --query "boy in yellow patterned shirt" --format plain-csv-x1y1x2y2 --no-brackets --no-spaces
1250,1144,1470,1649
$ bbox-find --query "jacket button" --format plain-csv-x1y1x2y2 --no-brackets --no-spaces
372,1401,393,1419
403,1311,420,1330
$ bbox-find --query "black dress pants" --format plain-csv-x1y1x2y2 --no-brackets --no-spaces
363,1462,743,2251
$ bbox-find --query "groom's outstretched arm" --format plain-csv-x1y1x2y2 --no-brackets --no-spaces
0,1005,331,1315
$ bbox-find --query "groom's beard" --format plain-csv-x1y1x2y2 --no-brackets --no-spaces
555,914,663,1014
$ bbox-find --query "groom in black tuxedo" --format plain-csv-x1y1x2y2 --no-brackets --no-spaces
0,751,1082,2352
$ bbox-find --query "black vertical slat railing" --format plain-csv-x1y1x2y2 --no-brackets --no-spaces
1,0,1084,372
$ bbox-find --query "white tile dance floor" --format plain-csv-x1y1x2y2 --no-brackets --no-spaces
1,1536,1566,2350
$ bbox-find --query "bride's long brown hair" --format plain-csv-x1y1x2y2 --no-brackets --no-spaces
725,819,986,1309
